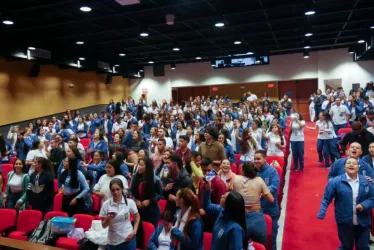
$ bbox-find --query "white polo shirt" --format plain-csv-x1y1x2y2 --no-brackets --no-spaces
329,105,350,125
345,173,359,225
100,197,138,246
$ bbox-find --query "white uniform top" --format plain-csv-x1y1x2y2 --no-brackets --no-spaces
99,197,138,246
316,120,335,139
329,105,350,125
266,132,285,156
290,120,306,141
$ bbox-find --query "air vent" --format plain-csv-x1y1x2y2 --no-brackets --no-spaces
29,48,51,59
115,0,140,6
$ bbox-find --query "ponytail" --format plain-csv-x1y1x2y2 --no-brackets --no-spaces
176,188,200,237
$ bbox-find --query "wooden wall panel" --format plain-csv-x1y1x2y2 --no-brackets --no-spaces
0,58,130,125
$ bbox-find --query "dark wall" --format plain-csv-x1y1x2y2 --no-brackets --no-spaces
0,104,108,137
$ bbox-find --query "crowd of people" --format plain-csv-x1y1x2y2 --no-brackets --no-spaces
0,82,373,250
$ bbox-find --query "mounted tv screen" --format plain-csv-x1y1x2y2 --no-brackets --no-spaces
213,55,269,69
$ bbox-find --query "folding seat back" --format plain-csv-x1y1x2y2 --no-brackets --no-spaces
251,241,266,250
264,214,273,250
16,210,43,232
91,194,101,214
142,221,155,249
266,156,285,169
204,232,212,250
73,214,94,232
44,211,68,220
0,209,17,233
53,193,63,211
158,199,167,214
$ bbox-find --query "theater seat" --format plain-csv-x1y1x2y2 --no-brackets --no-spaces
158,199,167,214
231,163,238,174
204,232,212,250
266,156,285,169
142,221,155,249
8,210,43,241
1,164,13,192
56,214,94,250
337,128,351,136
371,209,374,236
91,194,101,214
251,241,266,250
53,193,63,211
9,157,17,165
80,138,91,150
44,211,68,220
264,214,273,250
54,179,59,193
0,209,17,235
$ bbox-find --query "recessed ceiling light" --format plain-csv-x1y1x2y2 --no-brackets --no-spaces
303,51,309,58
304,45,311,49
215,22,225,27
79,57,85,60
171,63,176,70
371,25,374,29
305,32,313,37
357,39,365,44
173,47,180,51
139,69,144,72
119,53,126,56
247,52,254,55
149,60,154,64
28,47,36,50
304,10,316,15
80,6,91,12
114,64,120,67
140,32,149,37
2,20,14,25
196,56,202,60
234,41,242,45
76,41,84,45
255,60,261,63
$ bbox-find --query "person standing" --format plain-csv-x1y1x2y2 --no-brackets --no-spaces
317,157,374,250
198,128,226,172
290,113,306,172
314,89,326,117
341,122,374,156
329,97,350,134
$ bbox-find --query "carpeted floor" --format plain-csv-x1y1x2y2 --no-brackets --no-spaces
281,122,340,250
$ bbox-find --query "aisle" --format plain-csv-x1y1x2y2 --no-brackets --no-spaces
281,122,340,250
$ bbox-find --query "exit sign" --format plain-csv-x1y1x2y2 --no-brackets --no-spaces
268,83,274,88
212,87,218,91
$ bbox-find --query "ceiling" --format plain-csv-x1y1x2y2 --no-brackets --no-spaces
1,0,374,75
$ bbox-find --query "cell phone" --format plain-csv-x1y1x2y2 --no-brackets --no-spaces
107,212,117,217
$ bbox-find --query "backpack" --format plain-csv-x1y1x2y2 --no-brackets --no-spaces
82,193,93,213
28,220,58,245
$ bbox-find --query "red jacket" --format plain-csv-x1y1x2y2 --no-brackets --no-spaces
198,175,227,207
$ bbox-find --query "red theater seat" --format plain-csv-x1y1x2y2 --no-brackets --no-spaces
231,163,238,174
0,209,17,235
204,232,212,250
44,211,68,220
142,221,155,249
1,164,13,192
53,193,63,211
8,210,43,241
56,214,94,250
9,157,17,165
264,214,273,250
80,138,91,150
266,156,285,169
92,194,101,214
54,179,59,193
234,154,241,166
337,128,351,135
252,241,266,250
158,199,167,214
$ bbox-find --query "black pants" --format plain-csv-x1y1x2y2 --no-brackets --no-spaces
62,194,84,217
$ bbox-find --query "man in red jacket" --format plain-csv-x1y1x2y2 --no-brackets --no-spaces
198,157,227,232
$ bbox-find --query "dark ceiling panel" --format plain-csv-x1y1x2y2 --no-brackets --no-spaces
0,0,373,71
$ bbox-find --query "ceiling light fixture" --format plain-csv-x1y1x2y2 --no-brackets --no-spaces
305,32,313,37
28,47,36,50
210,60,215,67
304,10,315,15
173,47,180,51
247,52,254,55
303,51,309,58
149,60,154,64
348,48,355,54
2,20,14,25
114,64,120,67
171,63,176,70
139,69,144,72
370,25,374,29
234,40,242,45
304,43,311,49
140,32,149,37
80,6,91,12
79,57,85,60
357,39,365,44
196,56,202,60
119,53,126,56
76,41,84,45
215,22,225,27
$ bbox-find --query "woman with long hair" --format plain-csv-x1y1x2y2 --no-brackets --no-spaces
232,161,274,246
184,151,203,194
202,184,248,250
27,157,54,214
59,156,89,216
262,124,286,157
191,131,205,152
171,188,204,250
130,157,162,228
81,150,107,182
2,159,29,210
100,178,140,250
93,158,128,204
128,130,147,151
217,159,236,191
249,119,263,150
238,128,259,163
218,132,235,164
290,113,306,171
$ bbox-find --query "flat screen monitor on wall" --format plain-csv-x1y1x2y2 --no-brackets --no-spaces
213,55,269,69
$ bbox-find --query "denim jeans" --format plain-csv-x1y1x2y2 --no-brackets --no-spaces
271,215,279,250
337,224,370,250
314,106,322,117
138,203,160,229
107,237,136,250
333,123,347,135
291,141,305,170
317,139,324,162
323,139,340,167
6,191,22,209
246,211,267,246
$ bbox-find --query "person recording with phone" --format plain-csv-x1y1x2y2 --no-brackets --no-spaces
100,178,140,250
290,113,306,172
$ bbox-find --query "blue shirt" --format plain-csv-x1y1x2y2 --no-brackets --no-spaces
61,170,90,199
318,174,374,226
328,158,374,180
257,163,280,217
